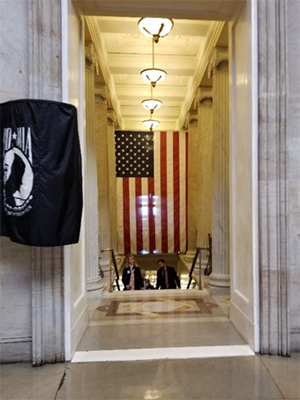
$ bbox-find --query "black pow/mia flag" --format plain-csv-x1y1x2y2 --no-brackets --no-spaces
115,131,154,177
0,99,83,246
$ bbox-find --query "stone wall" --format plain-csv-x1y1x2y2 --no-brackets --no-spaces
0,0,65,364
0,0,33,363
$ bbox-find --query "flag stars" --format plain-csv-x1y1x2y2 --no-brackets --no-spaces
115,131,154,178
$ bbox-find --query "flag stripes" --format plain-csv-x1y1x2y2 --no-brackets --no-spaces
116,131,188,255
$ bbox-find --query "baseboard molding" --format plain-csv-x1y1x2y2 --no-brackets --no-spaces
65,304,89,362
290,330,300,352
230,301,255,351
0,336,32,363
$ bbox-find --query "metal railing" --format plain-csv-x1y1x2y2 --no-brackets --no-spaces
101,248,120,292
187,247,201,289
204,233,212,276
187,234,212,289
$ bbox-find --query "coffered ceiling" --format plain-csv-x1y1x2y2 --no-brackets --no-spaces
74,1,243,131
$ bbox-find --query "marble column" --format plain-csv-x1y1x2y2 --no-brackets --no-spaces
107,108,118,255
85,44,102,293
186,110,198,259
95,84,111,275
99,107,121,287
197,87,213,250
29,0,64,365
207,47,230,294
257,0,291,356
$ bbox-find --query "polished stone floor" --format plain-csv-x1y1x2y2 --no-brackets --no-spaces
1,353,300,400
1,287,300,400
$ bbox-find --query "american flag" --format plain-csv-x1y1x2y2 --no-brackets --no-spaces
115,130,188,255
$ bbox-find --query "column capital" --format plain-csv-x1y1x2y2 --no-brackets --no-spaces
107,108,117,127
208,47,228,78
85,42,100,75
183,109,198,130
197,87,213,104
188,110,198,128
95,83,108,104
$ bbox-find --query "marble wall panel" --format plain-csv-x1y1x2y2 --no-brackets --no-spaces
0,1,29,101
63,0,88,361
229,0,258,349
287,0,300,352
0,238,32,362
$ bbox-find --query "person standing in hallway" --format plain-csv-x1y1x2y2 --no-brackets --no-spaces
156,259,181,289
122,254,143,290
141,269,154,290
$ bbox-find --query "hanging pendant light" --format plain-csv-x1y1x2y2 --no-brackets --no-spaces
142,98,162,112
143,117,160,130
142,84,162,113
138,17,174,43
143,110,160,130
140,68,166,87
140,39,166,87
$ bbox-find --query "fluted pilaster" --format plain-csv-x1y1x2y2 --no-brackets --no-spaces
207,47,230,294
257,0,290,356
29,0,64,366
32,247,64,365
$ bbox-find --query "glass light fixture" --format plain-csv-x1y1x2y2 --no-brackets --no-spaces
142,84,162,113
143,118,160,130
140,68,166,87
142,98,162,113
138,17,174,43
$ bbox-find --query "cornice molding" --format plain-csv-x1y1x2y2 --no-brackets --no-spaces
176,21,225,130
85,16,124,129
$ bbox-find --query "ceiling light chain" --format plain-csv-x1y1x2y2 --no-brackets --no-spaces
138,17,174,130
140,37,166,87
152,39,154,68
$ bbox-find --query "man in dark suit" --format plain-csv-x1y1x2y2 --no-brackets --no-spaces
156,259,181,289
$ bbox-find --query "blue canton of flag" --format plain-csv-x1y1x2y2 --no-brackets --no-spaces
115,131,154,178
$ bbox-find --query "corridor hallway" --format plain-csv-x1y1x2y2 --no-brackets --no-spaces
73,285,251,362
2,283,300,400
